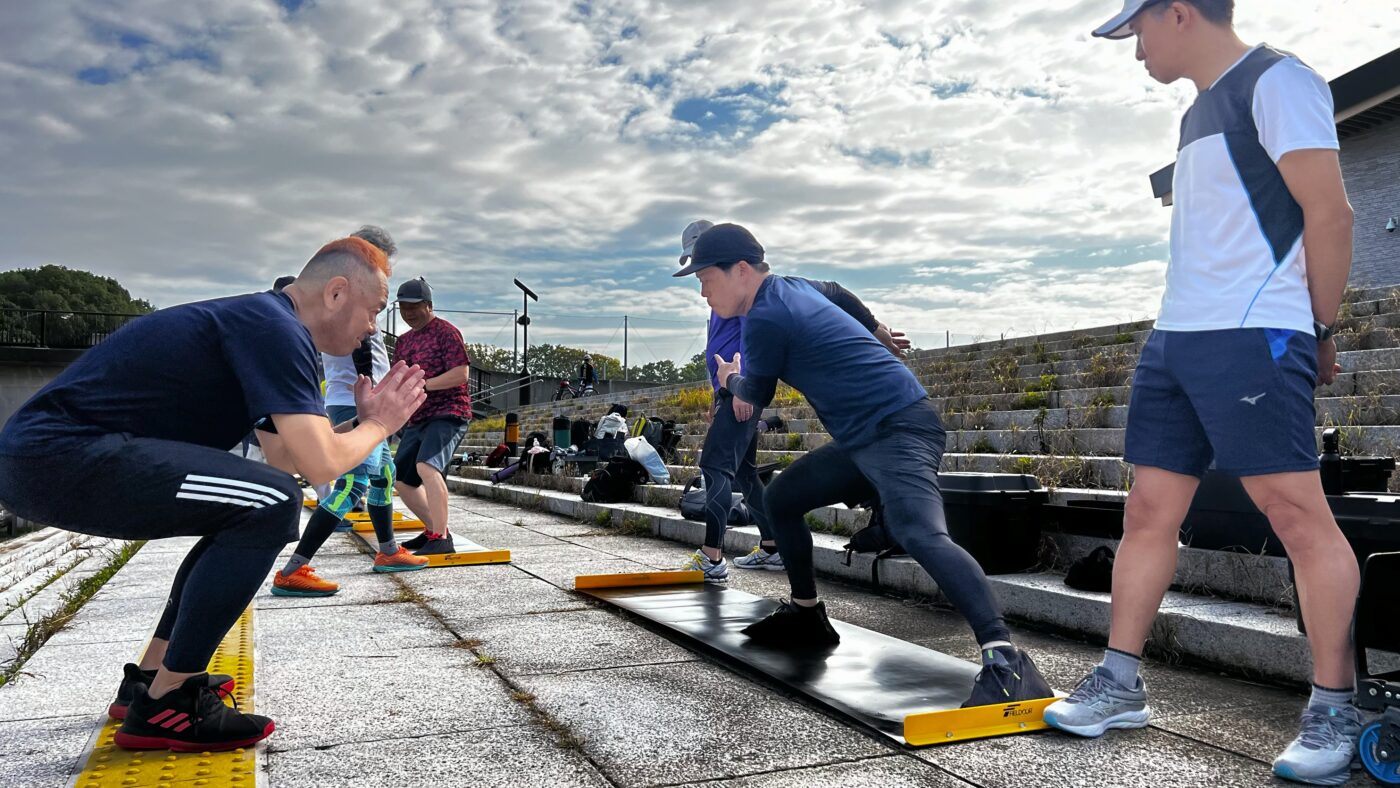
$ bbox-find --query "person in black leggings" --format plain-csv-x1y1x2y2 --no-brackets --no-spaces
676,222,1053,707
0,237,425,750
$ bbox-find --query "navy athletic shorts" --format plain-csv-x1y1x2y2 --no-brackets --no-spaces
1123,328,1319,477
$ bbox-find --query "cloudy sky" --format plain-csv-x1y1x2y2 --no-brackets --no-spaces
3,1,1396,364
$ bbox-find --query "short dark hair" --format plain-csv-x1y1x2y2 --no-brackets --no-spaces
714,259,770,274
1155,0,1233,26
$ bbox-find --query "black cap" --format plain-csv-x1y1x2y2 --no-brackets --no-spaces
396,277,433,304
673,223,764,277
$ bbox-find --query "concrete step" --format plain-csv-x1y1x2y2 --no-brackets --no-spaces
447,475,1323,684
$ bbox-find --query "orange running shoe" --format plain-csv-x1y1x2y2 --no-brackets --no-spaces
271,565,339,596
373,546,429,573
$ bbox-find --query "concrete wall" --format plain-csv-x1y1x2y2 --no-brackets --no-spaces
1341,119,1400,288
0,348,82,427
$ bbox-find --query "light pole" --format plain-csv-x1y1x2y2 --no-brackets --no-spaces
514,279,538,405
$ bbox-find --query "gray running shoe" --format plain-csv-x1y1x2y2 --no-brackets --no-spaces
1042,666,1150,737
733,546,785,571
681,551,729,582
1272,704,1362,786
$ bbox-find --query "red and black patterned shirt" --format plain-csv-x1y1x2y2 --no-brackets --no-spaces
392,317,472,425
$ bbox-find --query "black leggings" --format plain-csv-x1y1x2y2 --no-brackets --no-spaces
763,400,1010,645
0,433,300,672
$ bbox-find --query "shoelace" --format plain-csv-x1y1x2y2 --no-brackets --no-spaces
745,546,763,557
1296,706,1355,750
1065,670,1112,705
191,682,240,725
681,553,707,571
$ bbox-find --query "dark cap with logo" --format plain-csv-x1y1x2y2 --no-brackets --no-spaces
673,223,764,277
396,277,433,304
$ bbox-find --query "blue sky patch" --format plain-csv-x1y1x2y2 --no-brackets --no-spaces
672,82,785,139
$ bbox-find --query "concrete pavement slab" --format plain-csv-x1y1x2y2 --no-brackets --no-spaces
256,601,455,662
461,608,697,676
259,645,532,752
517,660,889,787
0,714,93,788
265,724,611,788
914,725,1279,788
254,554,405,611
401,571,593,624
0,640,130,722
682,754,975,787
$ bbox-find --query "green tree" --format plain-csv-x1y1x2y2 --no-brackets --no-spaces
0,265,153,313
630,359,682,384
464,343,516,372
0,265,153,348
679,352,708,383
520,343,622,380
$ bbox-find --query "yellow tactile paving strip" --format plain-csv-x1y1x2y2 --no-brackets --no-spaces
71,608,259,788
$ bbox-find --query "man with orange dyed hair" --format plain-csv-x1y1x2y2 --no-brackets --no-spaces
0,237,426,752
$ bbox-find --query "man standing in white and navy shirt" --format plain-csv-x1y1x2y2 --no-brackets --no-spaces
1044,3,1360,785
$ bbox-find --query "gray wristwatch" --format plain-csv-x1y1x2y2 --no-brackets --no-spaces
1313,319,1335,342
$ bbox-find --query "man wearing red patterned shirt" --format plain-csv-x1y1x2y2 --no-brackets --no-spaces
391,278,471,555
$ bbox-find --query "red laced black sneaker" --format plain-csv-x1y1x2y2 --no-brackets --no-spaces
114,673,274,752
108,663,236,720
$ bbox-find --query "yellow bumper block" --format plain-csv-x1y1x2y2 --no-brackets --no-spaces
574,570,704,590
903,696,1056,746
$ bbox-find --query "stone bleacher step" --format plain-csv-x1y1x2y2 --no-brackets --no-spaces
447,474,1320,684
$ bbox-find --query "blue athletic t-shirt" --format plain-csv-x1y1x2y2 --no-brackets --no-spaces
738,276,927,447
705,311,744,392
0,291,324,456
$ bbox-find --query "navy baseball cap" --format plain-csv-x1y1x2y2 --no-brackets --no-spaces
1092,0,1162,39
396,277,433,304
673,223,764,277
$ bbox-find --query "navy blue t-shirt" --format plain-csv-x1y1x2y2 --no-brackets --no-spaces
732,276,927,447
0,292,324,456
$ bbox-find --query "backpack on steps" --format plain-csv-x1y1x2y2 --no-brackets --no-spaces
581,457,650,504
841,501,906,587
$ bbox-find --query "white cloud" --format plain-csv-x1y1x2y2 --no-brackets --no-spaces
0,0,1394,364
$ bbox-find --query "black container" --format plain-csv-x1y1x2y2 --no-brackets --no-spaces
1319,428,1396,494
938,472,1048,574
1181,471,1400,562
570,419,593,448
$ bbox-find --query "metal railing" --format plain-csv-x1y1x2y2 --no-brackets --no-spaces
0,309,145,350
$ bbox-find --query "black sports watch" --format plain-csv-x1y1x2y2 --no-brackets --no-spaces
1313,319,1336,342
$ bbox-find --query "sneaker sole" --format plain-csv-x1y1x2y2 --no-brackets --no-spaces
373,563,429,573
1272,763,1352,786
734,563,785,571
107,703,128,720
113,721,276,752
1043,708,1151,738
270,586,338,597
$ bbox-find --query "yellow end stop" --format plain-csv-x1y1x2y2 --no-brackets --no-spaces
574,570,705,590
903,696,1055,746
74,608,259,786
424,549,511,567
344,511,409,523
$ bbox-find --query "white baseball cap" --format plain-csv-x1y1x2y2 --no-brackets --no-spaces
1092,0,1161,39
678,219,715,264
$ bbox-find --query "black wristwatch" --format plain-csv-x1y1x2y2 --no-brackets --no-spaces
1313,319,1336,342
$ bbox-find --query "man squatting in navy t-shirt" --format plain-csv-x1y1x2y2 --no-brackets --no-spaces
674,219,913,580
676,223,1055,708
0,238,426,751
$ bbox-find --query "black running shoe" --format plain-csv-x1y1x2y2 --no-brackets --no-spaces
962,646,1055,708
412,532,455,556
741,600,840,646
400,530,430,550
109,664,237,720
114,673,274,752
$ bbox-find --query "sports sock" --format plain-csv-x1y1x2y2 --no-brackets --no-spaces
369,499,397,555
1308,683,1353,710
1101,647,1142,687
